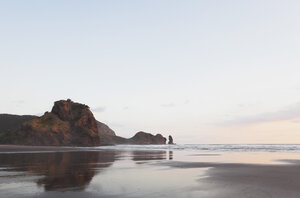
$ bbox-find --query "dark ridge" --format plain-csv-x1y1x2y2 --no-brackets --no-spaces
0,114,37,132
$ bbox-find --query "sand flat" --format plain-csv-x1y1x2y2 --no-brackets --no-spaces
156,160,300,198
0,144,86,152
1,146,300,197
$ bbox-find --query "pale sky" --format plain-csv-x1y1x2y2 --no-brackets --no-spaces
1,0,300,144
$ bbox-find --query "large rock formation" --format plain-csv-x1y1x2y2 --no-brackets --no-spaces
0,99,168,146
1,99,100,146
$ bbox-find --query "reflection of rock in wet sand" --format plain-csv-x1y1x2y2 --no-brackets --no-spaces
0,151,117,191
131,150,167,161
168,150,173,160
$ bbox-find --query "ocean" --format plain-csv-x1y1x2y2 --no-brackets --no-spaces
96,144,300,152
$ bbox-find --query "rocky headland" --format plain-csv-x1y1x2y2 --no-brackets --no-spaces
0,99,169,146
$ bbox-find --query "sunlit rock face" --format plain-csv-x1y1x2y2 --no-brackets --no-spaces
8,99,101,146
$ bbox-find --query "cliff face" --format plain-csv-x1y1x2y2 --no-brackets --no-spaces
50,99,100,145
3,99,100,146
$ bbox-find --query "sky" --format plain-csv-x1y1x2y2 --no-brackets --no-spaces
1,0,300,144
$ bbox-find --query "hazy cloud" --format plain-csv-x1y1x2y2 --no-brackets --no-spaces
161,100,190,108
217,102,300,126
13,100,26,104
12,100,26,107
161,103,176,108
91,106,106,113
237,102,258,109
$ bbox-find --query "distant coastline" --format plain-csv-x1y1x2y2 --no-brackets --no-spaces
0,99,171,146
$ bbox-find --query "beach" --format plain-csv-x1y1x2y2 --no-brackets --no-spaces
1,145,300,198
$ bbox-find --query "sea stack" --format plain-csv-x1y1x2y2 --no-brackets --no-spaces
168,135,174,144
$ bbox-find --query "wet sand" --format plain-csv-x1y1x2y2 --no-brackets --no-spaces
0,145,86,152
1,145,300,198
156,160,300,198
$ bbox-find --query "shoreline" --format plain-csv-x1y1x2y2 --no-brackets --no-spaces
0,144,88,152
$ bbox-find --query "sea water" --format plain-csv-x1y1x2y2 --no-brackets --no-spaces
96,144,300,152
